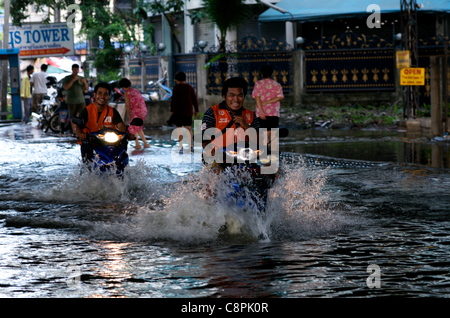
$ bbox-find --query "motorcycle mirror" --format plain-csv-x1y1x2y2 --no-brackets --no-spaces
129,118,143,126
72,117,85,127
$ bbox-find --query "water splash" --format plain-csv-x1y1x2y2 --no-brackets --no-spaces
48,159,168,204
131,159,355,244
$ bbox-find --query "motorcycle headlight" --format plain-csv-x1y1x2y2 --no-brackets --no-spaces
104,132,119,143
97,132,123,143
237,148,256,161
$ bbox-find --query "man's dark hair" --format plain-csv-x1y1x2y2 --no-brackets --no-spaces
118,78,131,88
222,77,248,97
72,64,79,69
26,65,34,72
41,64,48,71
94,82,111,95
261,65,273,78
175,71,186,82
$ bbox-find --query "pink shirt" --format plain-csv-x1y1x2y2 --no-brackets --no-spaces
251,78,284,117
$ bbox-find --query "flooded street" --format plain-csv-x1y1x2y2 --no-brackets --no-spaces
1,122,450,298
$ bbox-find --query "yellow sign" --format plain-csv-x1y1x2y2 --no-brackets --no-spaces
400,68,425,86
396,50,410,69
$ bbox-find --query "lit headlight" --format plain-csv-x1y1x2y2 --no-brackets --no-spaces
104,132,119,143
226,148,262,161
95,132,122,143
238,148,256,161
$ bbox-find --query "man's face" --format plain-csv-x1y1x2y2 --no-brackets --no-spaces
94,87,109,107
224,87,244,112
72,67,79,75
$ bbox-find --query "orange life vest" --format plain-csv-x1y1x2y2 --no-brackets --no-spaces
83,103,116,133
78,103,116,145
209,103,254,149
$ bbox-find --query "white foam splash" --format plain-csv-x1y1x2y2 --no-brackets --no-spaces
131,159,355,243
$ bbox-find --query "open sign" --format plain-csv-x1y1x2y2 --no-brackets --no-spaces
400,68,425,86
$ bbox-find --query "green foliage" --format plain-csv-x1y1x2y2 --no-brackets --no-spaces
203,52,239,69
201,0,250,52
145,0,185,53
10,0,153,80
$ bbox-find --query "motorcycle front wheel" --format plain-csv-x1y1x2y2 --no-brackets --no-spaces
48,114,61,133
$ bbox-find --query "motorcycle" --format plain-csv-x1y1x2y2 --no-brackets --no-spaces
71,117,143,176
108,80,151,103
146,74,172,100
47,103,72,134
108,80,125,103
33,90,58,131
32,76,59,131
206,128,289,213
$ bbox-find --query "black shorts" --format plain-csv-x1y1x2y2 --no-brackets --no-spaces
259,116,279,129
170,115,192,127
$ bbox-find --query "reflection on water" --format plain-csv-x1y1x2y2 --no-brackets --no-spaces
279,129,450,169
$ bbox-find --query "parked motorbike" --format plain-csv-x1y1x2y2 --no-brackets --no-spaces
47,103,72,134
32,91,58,131
72,117,143,176
32,76,59,131
108,80,125,103
146,75,172,100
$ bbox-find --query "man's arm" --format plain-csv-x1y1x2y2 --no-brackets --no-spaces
82,78,88,93
63,76,77,90
261,96,284,106
75,108,88,140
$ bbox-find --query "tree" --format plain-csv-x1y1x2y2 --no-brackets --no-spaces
200,0,250,52
146,0,184,54
9,0,151,81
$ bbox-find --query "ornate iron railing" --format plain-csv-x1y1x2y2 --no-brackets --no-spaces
305,48,396,92
206,51,293,95
173,54,198,93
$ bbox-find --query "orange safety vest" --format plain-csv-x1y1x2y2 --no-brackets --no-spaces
209,104,254,149
78,103,116,144
83,103,116,133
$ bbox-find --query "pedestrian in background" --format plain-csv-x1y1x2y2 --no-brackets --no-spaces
170,71,199,154
20,65,34,124
119,77,150,149
63,64,88,136
251,65,284,145
30,64,48,113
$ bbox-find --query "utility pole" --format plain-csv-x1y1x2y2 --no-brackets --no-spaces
1,0,10,120
400,0,420,120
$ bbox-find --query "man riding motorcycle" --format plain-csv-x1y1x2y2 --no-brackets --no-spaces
201,77,260,165
75,82,136,163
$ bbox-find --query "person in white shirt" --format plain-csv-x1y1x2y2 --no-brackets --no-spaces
30,64,48,113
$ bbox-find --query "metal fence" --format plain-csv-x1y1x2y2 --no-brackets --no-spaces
173,53,198,92
305,48,396,92
206,51,293,96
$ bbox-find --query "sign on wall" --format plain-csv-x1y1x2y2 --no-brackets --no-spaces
396,50,411,69
400,68,425,86
8,23,74,58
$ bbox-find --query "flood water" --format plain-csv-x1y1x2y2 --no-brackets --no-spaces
1,122,450,299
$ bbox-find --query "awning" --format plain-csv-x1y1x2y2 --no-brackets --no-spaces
258,0,450,23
